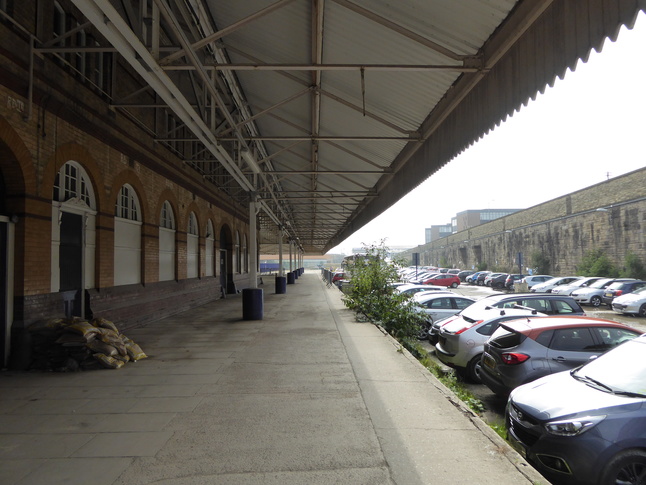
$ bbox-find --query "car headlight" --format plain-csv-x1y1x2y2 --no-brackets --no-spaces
544,415,606,436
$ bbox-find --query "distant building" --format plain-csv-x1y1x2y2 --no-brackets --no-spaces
455,209,521,232
425,225,453,243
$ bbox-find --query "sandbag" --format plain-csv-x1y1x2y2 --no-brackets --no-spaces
92,317,119,334
86,340,118,356
124,340,147,361
93,353,124,369
66,321,100,338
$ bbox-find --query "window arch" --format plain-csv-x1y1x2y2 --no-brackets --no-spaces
187,212,199,278
53,160,95,208
114,184,142,286
205,219,215,277
159,200,176,281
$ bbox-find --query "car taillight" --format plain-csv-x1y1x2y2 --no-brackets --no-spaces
455,320,483,335
614,290,623,296
501,353,530,365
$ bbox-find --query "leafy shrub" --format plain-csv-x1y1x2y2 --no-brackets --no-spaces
342,242,427,340
577,249,620,277
530,251,551,275
622,252,646,280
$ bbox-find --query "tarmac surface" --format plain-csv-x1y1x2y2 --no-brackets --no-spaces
0,271,549,484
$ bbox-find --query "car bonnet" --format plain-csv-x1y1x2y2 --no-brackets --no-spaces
510,371,644,421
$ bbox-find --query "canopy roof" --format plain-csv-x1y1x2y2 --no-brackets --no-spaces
72,0,644,253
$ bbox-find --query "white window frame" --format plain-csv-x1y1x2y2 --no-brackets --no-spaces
114,184,142,286
187,212,199,279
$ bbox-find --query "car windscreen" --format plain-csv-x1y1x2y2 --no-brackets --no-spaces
573,339,646,395
589,278,613,289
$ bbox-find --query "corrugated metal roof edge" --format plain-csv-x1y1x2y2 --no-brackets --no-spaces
326,0,646,253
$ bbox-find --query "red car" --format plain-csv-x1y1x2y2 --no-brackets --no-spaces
422,274,460,288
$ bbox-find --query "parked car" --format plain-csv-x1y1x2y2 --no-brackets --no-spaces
572,278,636,307
484,272,506,287
488,273,510,289
421,273,461,288
466,271,485,284
475,271,493,286
427,292,585,345
506,334,646,485
447,269,461,275
529,276,582,293
611,286,646,317
601,280,646,306
458,270,475,282
413,293,475,324
395,284,448,296
519,275,553,289
479,316,642,396
550,276,604,296
504,274,525,289
435,307,546,383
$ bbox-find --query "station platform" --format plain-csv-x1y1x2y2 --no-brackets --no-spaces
0,272,548,485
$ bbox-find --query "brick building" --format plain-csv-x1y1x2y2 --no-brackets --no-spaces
0,1,259,367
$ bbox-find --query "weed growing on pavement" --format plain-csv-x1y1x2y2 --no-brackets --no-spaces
489,421,508,440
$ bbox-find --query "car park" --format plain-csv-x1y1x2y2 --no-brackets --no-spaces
550,276,604,296
518,275,553,290
480,316,642,397
529,276,582,293
506,334,646,485
421,273,461,288
427,292,585,345
571,278,636,307
611,286,646,317
413,293,475,324
601,280,646,306
435,307,545,383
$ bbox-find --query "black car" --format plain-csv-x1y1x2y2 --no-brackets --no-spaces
457,270,475,282
601,280,646,306
504,274,526,289
489,273,510,289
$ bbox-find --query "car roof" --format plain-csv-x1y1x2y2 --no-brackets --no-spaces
461,307,546,321
499,315,640,338
414,291,468,301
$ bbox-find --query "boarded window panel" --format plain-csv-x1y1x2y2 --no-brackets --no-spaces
159,227,175,281
114,218,141,286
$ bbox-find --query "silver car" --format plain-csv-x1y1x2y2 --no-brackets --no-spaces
435,307,546,382
550,276,604,296
571,278,636,307
413,293,475,324
612,286,646,317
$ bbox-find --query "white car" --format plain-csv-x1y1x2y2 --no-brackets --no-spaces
529,276,582,293
519,275,553,289
550,276,604,296
611,286,646,317
435,307,546,382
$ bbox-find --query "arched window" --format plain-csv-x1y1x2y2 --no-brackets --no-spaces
205,219,214,277
159,200,176,281
114,184,142,286
51,161,97,294
187,212,199,278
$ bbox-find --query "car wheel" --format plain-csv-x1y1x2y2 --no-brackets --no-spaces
416,322,431,340
591,295,602,307
450,282,458,288
600,449,646,485
639,304,646,318
467,354,483,383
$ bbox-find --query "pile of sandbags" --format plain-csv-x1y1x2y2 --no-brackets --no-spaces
28,317,147,372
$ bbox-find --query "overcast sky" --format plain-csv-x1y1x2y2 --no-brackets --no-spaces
328,12,646,256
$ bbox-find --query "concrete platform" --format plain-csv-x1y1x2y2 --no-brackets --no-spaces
0,272,549,485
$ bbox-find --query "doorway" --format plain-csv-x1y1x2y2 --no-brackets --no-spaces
59,212,83,316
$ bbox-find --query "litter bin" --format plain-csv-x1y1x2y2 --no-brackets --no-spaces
242,288,263,320
275,275,287,294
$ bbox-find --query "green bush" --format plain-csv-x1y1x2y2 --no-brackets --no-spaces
622,252,646,280
530,251,551,275
342,242,427,340
577,249,620,277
